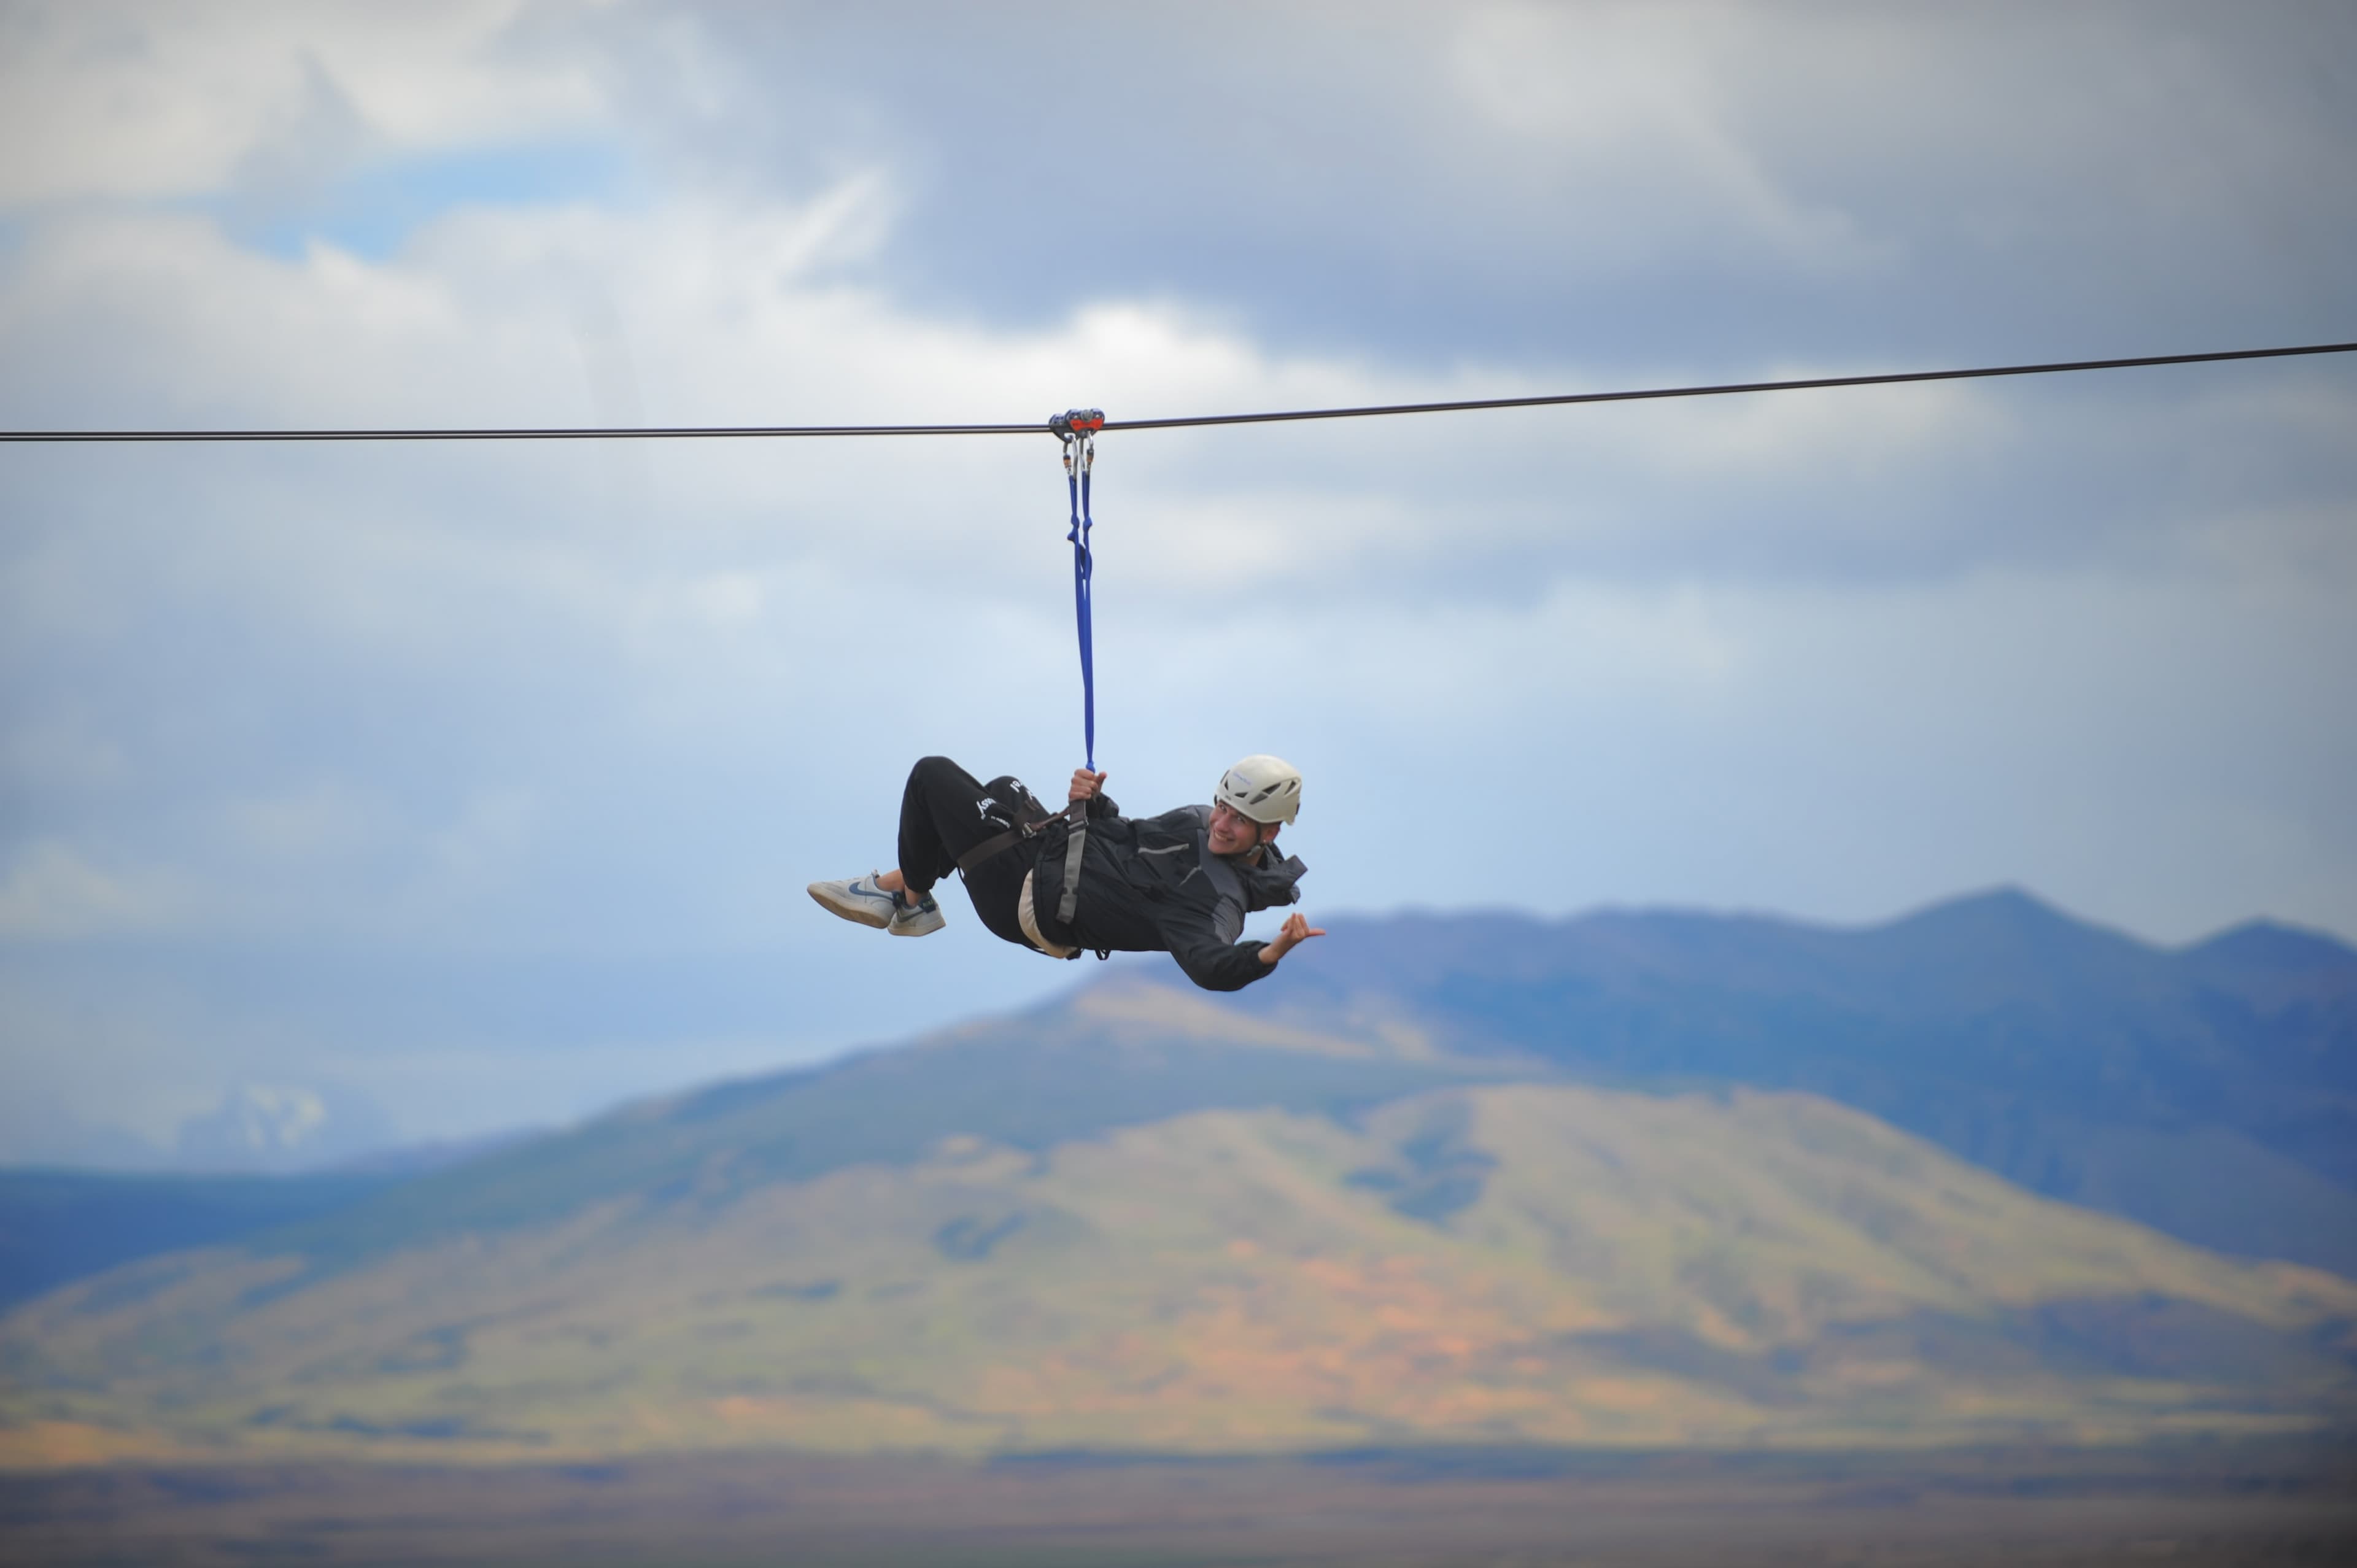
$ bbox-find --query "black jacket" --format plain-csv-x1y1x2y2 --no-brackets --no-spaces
1032,795,1307,992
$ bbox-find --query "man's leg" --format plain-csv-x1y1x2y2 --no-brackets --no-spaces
812,757,1035,946
811,757,977,933
888,759,1040,945
891,756,996,898
948,774,1047,948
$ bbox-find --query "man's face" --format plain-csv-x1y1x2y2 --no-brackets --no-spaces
1209,800,1274,857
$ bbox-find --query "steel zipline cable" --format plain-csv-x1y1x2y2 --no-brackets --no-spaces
2,340,2353,444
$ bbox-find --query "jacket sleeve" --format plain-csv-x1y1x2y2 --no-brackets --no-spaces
1161,902,1274,992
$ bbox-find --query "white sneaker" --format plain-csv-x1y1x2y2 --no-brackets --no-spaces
888,889,946,938
808,873,899,929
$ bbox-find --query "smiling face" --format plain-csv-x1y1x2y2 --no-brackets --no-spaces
1208,800,1279,858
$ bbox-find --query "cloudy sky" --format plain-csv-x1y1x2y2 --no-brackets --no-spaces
3,0,2353,1165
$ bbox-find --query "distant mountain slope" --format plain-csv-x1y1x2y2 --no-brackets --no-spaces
0,1170,398,1312
0,983,1507,1312
6,1079,2351,1464
1222,890,2357,1273
6,890,2347,1310
268,980,1514,1270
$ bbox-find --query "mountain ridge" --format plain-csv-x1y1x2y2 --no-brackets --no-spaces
7,1078,2353,1465
6,889,2351,1302
6,887,2353,1469
1217,888,2357,1271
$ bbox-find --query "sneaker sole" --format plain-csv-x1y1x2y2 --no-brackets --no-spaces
808,882,894,929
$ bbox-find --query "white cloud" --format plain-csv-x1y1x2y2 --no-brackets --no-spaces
1447,2,1881,275
222,781,382,862
1,719,130,793
0,0,2350,1158
2,177,2348,949
0,0,617,207
420,786,540,900
0,841,184,938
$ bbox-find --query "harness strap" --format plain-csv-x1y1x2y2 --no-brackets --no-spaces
955,799,1087,878
955,825,1026,876
1057,809,1088,925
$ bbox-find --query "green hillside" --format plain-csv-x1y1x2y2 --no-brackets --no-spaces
6,986,2351,1465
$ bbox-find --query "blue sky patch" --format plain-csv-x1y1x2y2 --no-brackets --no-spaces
217,142,628,261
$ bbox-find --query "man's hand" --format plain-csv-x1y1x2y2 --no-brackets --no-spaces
1069,768,1107,804
1258,912,1327,966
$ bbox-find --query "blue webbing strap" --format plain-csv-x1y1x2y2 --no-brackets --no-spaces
1066,435,1097,772
1050,409,1104,933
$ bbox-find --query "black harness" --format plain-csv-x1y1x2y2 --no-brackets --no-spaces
956,798,1090,917
956,798,1101,959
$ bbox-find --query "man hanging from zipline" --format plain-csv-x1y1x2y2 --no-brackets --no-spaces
807,415,1318,988
808,754,1321,992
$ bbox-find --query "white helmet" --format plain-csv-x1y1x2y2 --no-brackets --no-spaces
1215,754,1303,825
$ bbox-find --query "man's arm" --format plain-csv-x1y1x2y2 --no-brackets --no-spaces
1172,935,1274,992
1167,910,1324,992
1067,768,1120,821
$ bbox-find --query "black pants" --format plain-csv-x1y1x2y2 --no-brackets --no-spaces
898,755,1045,948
